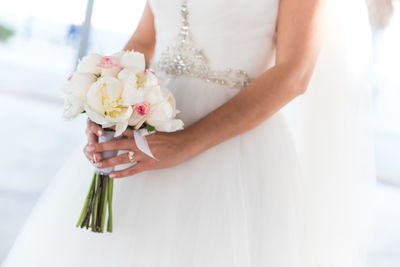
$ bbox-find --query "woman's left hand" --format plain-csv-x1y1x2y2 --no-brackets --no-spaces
88,129,193,178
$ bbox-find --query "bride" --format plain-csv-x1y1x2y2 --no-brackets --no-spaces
3,0,375,266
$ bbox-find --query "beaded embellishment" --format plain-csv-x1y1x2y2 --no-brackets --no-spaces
150,0,252,90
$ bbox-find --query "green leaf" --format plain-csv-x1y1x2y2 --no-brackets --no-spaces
103,128,115,132
145,123,155,133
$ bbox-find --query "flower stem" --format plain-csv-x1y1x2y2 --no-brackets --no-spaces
87,173,98,229
107,177,114,232
92,173,101,232
100,176,108,232
76,173,115,233
82,175,96,229
76,173,95,228
95,174,107,232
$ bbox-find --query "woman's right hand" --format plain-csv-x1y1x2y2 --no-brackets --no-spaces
83,119,104,164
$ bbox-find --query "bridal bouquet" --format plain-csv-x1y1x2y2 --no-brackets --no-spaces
61,50,183,233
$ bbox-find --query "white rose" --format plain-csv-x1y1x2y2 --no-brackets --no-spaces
77,53,103,74
61,73,96,119
85,76,133,137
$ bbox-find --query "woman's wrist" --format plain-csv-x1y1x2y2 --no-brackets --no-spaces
178,128,202,160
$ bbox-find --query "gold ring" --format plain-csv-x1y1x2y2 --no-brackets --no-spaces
128,151,135,163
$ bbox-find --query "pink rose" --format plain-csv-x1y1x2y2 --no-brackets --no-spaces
134,101,151,116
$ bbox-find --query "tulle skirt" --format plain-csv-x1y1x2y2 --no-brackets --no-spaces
2,2,376,264
3,94,305,266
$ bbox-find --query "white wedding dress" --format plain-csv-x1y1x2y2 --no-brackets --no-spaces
3,0,375,267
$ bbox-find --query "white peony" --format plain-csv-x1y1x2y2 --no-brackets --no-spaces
85,76,133,137
146,99,184,132
110,51,125,63
118,70,161,108
61,73,97,119
77,53,103,74
97,56,122,78
62,93,84,120
120,51,145,72
160,84,180,116
128,85,183,132
119,69,158,87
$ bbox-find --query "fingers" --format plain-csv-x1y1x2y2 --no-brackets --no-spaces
85,120,103,162
83,145,94,162
93,138,137,152
121,127,134,138
87,119,104,137
85,136,102,162
95,152,143,169
121,129,141,153
82,145,100,162
110,164,145,179
84,135,101,161
86,129,97,145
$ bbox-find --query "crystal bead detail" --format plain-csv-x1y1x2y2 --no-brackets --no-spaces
150,0,252,90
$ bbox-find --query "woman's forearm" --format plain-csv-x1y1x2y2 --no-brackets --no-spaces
183,63,309,158
182,0,326,159
123,1,156,67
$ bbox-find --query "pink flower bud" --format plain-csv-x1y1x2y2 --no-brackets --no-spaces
97,56,122,70
134,101,151,116
144,69,156,76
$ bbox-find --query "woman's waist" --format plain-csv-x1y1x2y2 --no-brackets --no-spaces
150,38,276,82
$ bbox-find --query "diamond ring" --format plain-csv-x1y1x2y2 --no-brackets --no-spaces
128,151,136,163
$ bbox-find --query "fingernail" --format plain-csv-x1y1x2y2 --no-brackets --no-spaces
94,162,102,167
98,130,103,136
86,146,95,152
110,173,116,178
93,154,98,162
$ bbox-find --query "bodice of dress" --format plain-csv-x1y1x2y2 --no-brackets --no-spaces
149,0,280,86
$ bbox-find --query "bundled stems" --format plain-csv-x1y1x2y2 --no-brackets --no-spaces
76,173,114,233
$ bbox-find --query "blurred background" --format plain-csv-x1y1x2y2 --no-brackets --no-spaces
0,0,399,266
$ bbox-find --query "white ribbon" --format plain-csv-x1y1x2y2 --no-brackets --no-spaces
95,131,120,175
133,129,157,160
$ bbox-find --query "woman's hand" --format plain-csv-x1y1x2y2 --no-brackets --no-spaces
84,120,193,178
83,119,104,164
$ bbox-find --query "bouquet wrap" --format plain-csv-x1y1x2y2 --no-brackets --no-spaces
96,131,120,175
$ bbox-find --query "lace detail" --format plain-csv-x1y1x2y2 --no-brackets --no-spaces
150,0,252,89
